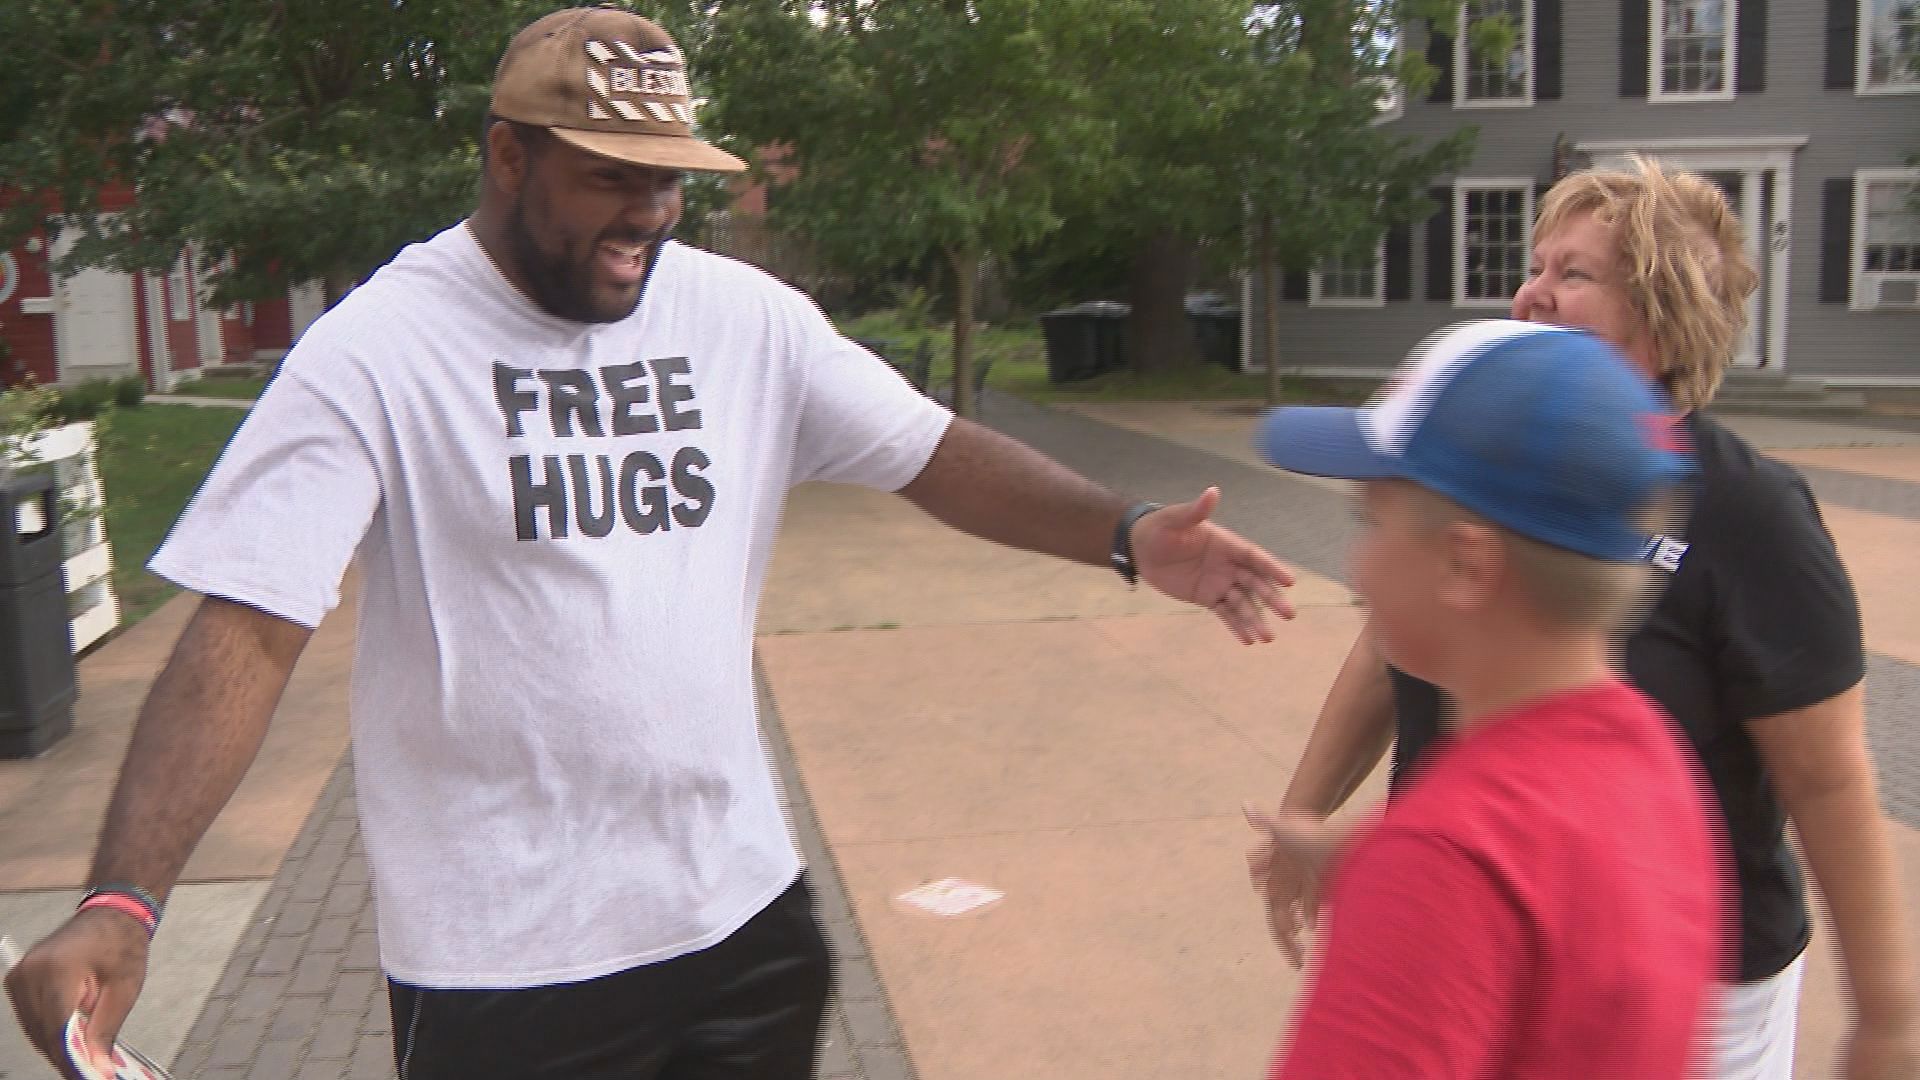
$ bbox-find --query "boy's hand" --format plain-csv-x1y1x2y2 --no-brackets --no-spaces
1244,807,1351,969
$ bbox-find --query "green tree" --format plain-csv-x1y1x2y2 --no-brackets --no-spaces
0,0,710,310
701,1,1479,399
1056,0,1273,374
704,0,1113,418
1238,1,1482,402
1052,1,1477,380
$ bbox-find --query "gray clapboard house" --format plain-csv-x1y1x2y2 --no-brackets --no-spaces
1244,0,1919,389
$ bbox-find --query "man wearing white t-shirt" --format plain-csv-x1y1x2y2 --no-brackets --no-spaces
6,9,1295,1079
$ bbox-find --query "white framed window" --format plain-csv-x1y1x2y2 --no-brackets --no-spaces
167,256,191,321
1860,0,1920,93
1368,20,1406,123
1853,169,1920,310
1371,74,1406,123
1652,0,1735,101
1456,0,1533,107
1310,238,1387,307
1455,181,1534,308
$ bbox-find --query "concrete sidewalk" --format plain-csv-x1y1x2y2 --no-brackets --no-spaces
758,397,1920,1080
3,394,1918,1079
145,395,257,410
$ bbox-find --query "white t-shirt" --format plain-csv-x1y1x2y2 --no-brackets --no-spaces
151,224,951,988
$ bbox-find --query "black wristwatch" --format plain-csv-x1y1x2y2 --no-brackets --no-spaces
1110,501,1163,588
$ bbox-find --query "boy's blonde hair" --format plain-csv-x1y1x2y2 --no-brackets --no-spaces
1536,156,1758,411
1405,485,1673,633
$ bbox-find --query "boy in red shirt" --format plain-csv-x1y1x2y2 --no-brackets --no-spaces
1252,320,1729,1078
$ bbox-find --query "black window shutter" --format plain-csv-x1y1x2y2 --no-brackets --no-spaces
1282,270,1309,302
1621,0,1650,97
1385,225,1412,301
1825,0,1858,89
1426,186,1454,302
1820,178,1853,304
1427,19,1455,103
1536,0,1563,99
1736,0,1767,93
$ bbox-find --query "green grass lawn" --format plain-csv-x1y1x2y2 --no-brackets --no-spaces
834,308,1376,406
95,404,248,625
168,375,268,400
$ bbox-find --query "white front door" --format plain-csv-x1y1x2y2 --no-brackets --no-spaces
1575,138,1802,373
193,246,224,366
50,226,140,384
288,281,326,340
1702,170,1765,368
142,273,174,391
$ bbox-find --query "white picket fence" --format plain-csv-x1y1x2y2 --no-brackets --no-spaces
20,422,120,653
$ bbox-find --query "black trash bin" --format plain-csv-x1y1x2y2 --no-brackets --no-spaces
1186,293,1243,370
1083,301,1129,376
1039,307,1097,384
1039,301,1130,384
0,470,77,758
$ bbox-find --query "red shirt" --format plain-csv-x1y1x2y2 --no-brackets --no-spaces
1273,680,1730,1079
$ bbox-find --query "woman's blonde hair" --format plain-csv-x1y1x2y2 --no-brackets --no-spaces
1536,155,1758,410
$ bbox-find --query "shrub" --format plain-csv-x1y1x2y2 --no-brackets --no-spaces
49,379,118,424
113,376,146,410
887,284,938,332
1,379,61,475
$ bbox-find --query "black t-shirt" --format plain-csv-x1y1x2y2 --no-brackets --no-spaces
1388,412,1866,982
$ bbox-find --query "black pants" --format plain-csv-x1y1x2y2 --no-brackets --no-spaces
387,876,832,1080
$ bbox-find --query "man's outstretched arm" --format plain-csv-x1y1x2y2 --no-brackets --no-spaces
898,418,1295,643
6,596,311,1076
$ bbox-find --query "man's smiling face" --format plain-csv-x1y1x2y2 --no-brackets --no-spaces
503,130,685,324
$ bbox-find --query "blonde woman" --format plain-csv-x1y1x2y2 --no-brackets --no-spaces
1250,159,1918,1079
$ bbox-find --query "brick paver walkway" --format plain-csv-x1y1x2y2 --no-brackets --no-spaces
169,760,384,1080
168,660,915,1080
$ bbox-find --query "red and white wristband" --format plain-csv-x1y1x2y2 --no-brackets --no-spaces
77,884,164,939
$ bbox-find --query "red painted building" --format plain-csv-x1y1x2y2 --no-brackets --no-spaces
1,183,320,391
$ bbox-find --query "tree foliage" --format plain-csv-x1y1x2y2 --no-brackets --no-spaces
1062,1,1479,373
2,0,1494,375
0,0,707,307
704,0,1116,416
703,1,1480,387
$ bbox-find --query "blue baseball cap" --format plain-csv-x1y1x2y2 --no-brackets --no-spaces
1258,320,1693,561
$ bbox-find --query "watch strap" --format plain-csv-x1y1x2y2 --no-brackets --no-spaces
1111,501,1163,587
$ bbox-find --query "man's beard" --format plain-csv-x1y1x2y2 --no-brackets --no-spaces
504,187,658,324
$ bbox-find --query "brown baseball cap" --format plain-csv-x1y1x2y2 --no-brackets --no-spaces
489,7,746,173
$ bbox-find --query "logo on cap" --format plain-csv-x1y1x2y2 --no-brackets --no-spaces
583,39,693,126
1641,534,1690,572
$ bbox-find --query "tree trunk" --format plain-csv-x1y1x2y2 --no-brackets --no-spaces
322,270,357,310
1300,0,1361,82
1272,0,1351,408
1256,213,1285,407
1124,229,1200,374
948,245,978,420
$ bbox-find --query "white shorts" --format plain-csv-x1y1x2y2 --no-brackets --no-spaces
1704,954,1806,1080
